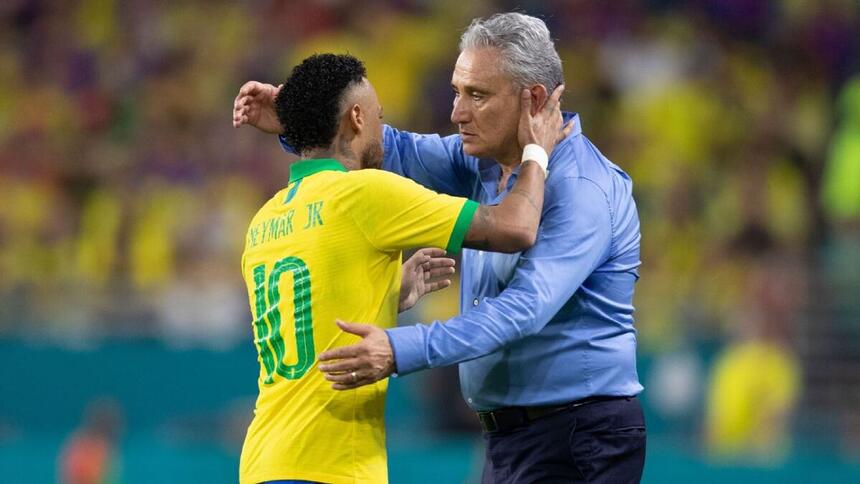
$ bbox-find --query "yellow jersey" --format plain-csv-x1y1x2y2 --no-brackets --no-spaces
239,158,477,484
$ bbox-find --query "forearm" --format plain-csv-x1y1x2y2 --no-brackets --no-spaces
387,284,540,374
496,159,545,241
463,160,545,252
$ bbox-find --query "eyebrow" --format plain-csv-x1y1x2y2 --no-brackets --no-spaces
452,83,492,94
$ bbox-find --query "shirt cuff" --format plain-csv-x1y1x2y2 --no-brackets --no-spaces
385,325,429,376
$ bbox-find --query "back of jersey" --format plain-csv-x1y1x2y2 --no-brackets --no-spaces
238,159,474,484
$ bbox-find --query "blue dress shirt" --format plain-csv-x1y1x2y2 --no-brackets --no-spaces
281,113,643,411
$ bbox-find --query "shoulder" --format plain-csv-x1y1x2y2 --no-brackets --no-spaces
544,176,611,217
343,169,435,201
346,168,418,186
252,188,289,220
547,133,632,200
543,139,615,222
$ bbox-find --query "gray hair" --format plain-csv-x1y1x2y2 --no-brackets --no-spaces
460,12,563,92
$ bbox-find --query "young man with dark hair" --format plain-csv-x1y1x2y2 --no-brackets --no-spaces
238,53,567,484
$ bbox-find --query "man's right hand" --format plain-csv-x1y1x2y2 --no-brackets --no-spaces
232,81,283,134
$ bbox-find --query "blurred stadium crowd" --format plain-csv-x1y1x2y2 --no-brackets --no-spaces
1,0,860,478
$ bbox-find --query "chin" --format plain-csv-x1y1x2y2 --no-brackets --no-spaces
461,141,487,158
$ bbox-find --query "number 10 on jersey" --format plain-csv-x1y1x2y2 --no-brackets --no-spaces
251,256,315,383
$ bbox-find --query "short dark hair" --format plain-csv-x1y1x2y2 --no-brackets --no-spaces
275,54,367,154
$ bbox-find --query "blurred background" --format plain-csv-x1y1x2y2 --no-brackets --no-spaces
1,0,859,482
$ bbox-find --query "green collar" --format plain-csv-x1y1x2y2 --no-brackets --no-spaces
288,158,348,183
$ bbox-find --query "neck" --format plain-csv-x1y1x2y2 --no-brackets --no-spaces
303,137,361,171
496,145,521,175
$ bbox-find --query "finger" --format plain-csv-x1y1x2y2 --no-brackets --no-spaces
417,247,447,258
332,374,378,390
408,251,431,268
324,371,368,384
318,357,362,373
233,112,245,127
235,92,252,109
542,86,564,114
547,84,565,107
335,319,373,337
427,257,455,267
427,266,456,278
416,254,431,269
318,344,361,361
234,103,248,121
423,259,455,275
426,255,455,265
238,81,262,97
561,119,574,137
233,93,250,113
425,280,452,292
232,101,247,125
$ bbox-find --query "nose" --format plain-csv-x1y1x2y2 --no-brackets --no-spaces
450,96,469,125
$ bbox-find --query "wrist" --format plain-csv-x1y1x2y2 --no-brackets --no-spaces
521,144,548,178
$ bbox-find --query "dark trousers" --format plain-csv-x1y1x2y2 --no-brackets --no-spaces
480,396,646,484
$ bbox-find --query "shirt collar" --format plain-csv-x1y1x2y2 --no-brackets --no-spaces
564,111,582,137
288,158,347,183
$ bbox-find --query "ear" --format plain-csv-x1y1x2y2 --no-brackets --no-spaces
348,103,364,135
527,84,549,116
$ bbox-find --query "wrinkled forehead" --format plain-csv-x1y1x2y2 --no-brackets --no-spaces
452,47,515,90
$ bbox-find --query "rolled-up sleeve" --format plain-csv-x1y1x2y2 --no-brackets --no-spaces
386,176,614,374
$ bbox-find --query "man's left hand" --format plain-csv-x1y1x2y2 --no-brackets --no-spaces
318,320,396,390
399,248,456,313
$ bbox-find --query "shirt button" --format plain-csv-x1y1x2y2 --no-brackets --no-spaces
467,398,473,404
472,298,479,306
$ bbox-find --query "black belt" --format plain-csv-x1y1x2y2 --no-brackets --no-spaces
477,396,627,433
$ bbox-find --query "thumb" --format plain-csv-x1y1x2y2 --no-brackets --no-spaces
336,319,373,337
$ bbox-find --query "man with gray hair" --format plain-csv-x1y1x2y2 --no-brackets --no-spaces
234,12,645,483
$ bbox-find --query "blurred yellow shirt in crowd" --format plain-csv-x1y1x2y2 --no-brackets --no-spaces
238,159,476,484
705,340,800,460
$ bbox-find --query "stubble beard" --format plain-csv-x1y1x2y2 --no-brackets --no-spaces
360,141,384,169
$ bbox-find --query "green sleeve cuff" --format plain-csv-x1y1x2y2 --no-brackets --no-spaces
446,199,479,255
